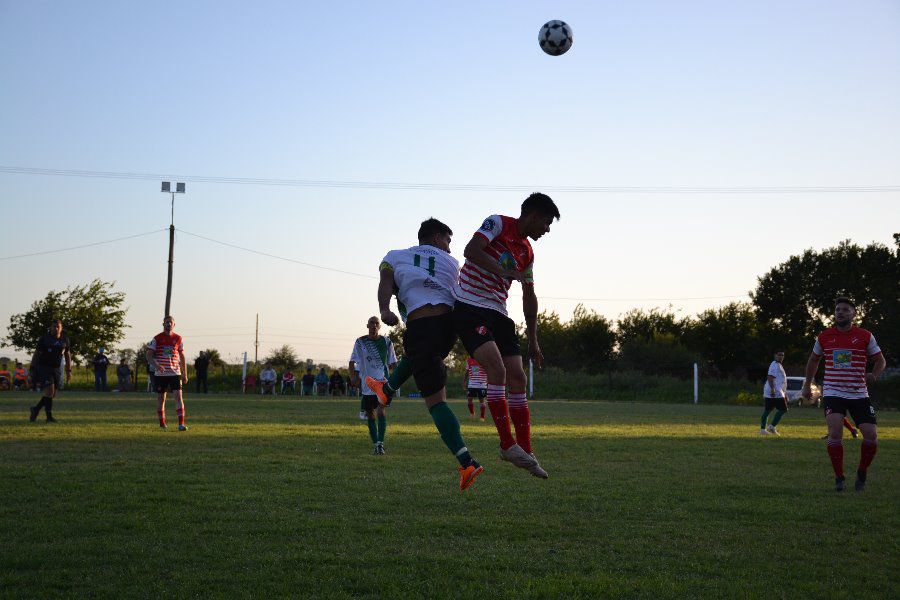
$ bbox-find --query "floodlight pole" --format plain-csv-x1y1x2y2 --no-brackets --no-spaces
161,182,186,318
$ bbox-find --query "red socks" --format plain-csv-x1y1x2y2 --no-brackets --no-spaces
859,440,877,472
486,384,516,450
480,402,486,420
467,399,475,416
507,391,531,454
157,409,166,427
177,407,185,427
827,441,844,477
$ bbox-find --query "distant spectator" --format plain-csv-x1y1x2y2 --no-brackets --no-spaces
281,369,296,394
13,362,29,391
260,363,277,395
194,351,210,394
315,367,329,395
116,358,132,391
0,363,10,391
301,368,315,396
329,370,344,396
92,348,110,391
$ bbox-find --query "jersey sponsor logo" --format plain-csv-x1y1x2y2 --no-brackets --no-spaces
423,278,443,290
498,251,517,271
832,350,853,369
480,218,495,232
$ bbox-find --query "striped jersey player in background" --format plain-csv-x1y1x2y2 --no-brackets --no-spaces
463,357,488,420
146,315,189,431
802,297,886,492
451,193,559,479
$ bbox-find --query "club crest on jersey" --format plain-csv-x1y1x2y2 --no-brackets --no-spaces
480,219,495,232
476,326,488,336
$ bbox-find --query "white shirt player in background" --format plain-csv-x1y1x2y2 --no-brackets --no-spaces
759,351,788,436
349,316,397,455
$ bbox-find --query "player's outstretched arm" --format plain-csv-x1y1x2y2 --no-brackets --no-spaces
463,235,525,282
523,283,543,369
377,267,400,326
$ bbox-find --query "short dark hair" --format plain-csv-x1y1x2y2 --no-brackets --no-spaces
521,192,560,220
418,218,453,243
835,297,856,308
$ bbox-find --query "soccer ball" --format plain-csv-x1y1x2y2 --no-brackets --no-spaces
538,20,573,56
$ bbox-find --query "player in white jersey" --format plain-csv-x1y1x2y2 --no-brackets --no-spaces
367,218,484,491
349,316,397,455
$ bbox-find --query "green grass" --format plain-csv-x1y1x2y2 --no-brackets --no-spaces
1,393,897,599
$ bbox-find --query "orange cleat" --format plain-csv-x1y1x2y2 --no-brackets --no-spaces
458,462,484,491
366,376,392,407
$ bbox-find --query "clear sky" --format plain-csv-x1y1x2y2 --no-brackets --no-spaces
1,1,898,365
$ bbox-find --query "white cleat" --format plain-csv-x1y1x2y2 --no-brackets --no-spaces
759,429,769,436
766,425,780,437
499,443,538,469
527,453,549,479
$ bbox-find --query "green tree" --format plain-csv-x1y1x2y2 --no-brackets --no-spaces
2,279,128,363
618,333,700,377
530,305,616,373
199,348,225,367
265,345,298,369
682,302,763,377
616,307,684,345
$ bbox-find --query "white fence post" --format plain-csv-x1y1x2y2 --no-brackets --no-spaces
529,359,534,399
693,362,699,404
241,352,248,392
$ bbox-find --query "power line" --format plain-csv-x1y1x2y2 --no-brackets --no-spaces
2,165,898,194
0,229,166,261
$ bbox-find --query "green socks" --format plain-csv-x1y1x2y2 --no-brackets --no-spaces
387,357,413,393
377,414,387,443
771,410,786,427
367,418,378,444
428,402,472,467
760,409,772,430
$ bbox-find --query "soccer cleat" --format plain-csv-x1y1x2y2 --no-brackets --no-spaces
855,470,866,492
371,445,380,455
760,429,769,436
29,407,38,422
835,476,845,492
178,424,188,431
377,444,386,455
820,434,828,440
365,376,392,407
160,423,168,430
527,453,549,479
45,416,57,423
458,461,484,491
766,425,780,436
358,410,367,421
851,428,859,439
499,443,538,469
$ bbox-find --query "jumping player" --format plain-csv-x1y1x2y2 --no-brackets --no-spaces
464,357,488,420
368,218,484,490
349,316,397,455
145,315,189,431
28,319,71,423
801,297,886,492
451,192,559,479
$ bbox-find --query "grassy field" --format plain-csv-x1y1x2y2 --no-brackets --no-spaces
1,393,897,599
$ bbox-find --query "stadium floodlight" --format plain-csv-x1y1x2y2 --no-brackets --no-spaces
160,181,187,318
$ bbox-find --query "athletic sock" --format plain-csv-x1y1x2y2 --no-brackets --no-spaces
467,399,475,415
480,401,486,420
366,418,378,444
827,440,844,478
760,409,772,430
507,391,532,454
771,409,786,427
486,383,516,450
177,407,185,426
45,397,53,419
35,397,49,414
428,401,472,467
386,357,413,394
157,410,166,427
377,414,387,443
360,397,366,411
842,418,855,433
859,440,877,472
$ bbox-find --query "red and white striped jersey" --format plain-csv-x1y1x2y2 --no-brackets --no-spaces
466,358,488,390
812,326,881,399
453,215,534,316
148,332,184,377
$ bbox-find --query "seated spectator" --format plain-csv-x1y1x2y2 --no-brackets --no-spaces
116,358,132,392
301,368,315,396
315,367,329,396
13,362,29,391
329,370,344,396
260,363,278,395
281,369,296,394
0,363,11,391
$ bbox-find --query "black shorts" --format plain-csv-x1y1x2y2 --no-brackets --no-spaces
823,396,876,425
467,388,487,400
764,397,787,411
361,395,380,412
453,302,521,357
154,375,183,393
403,313,456,398
34,365,61,389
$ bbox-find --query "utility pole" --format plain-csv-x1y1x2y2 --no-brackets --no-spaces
254,313,259,365
161,181,186,317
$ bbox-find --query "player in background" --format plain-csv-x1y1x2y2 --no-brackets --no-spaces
367,218,484,490
759,351,788,436
349,316,397,455
145,315,189,431
451,193,559,479
821,417,859,440
28,319,71,423
801,298,886,492
463,357,488,420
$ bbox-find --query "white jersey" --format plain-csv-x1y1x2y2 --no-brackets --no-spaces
763,360,787,398
380,245,459,322
350,335,397,396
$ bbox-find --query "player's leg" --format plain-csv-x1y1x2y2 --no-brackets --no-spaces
760,397,773,434
173,386,187,431
824,399,847,490
157,390,168,429
467,392,475,417
768,398,787,434
44,383,58,422
30,378,52,421
504,354,548,479
376,404,387,453
849,400,877,491
479,390,486,420
472,341,515,445
842,416,858,438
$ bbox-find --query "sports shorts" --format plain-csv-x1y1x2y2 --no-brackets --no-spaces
453,301,521,357
34,365,61,389
361,394,380,412
467,388,488,400
154,375,183,394
403,312,456,398
764,396,787,411
823,396,876,425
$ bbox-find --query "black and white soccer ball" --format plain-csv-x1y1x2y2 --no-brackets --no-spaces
538,20,573,56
